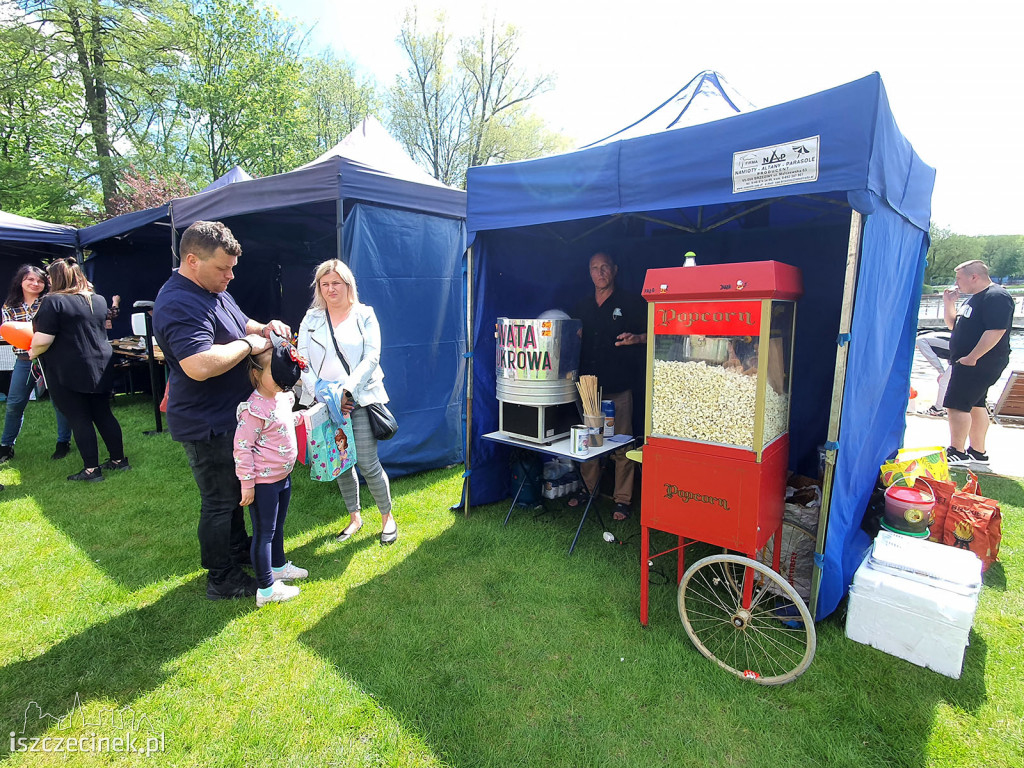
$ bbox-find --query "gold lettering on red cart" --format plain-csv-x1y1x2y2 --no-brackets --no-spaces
664,483,731,511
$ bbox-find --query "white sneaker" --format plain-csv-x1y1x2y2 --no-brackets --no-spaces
256,580,300,607
273,561,308,581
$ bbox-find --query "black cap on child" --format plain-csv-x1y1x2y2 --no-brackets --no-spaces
269,333,306,390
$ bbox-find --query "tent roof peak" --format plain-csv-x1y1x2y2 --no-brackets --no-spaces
298,116,457,191
581,69,756,148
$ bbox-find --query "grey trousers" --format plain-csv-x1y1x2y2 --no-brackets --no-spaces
336,406,393,517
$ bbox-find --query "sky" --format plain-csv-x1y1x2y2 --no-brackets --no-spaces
272,0,1023,236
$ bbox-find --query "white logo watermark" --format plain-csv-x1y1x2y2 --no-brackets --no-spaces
9,693,166,758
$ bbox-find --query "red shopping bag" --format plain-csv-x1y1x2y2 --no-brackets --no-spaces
942,488,1002,571
295,417,307,465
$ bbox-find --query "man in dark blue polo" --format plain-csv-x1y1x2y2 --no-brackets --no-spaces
154,220,290,600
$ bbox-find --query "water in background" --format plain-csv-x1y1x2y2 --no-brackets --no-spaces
911,330,1023,407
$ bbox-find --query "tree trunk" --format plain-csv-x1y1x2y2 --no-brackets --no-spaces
67,4,118,213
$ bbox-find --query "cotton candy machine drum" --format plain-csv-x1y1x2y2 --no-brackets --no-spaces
496,317,582,443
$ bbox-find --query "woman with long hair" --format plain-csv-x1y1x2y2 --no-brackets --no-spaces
29,259,128,481
297,260,397,545
1,264,73,462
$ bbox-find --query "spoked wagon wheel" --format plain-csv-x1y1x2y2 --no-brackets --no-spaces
722,521,816,600
678,554,816,685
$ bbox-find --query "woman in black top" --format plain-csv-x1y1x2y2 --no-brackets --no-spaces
29,259,129,482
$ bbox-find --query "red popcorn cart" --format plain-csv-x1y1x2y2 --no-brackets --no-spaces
636,260,815,684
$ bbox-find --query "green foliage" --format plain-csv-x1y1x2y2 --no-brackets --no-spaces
981,234,1024,279
0,5,92,219
18,0,182,213
387,8,562,188
927,226,1024,285
173,0,308,179
387,9,465,186
299,50,380,154
1,0,383,219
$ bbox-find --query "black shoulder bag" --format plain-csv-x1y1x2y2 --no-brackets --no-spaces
327,316,399,441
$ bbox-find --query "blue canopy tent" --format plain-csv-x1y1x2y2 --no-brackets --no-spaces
78,167,253,337
464,73,935,620
1,210,78,289
169,118,468,478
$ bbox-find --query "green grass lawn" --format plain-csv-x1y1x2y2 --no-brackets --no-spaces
1,396,1021,767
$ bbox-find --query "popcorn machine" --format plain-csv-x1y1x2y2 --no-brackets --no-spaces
637,260,815,684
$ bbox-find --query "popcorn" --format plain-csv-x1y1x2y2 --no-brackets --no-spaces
651,359,789,447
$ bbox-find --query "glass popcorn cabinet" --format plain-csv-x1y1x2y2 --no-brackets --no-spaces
635,261,814,684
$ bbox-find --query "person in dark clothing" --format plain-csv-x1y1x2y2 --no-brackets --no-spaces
942,259,1015,466
570,251,647,520
153,220,290,601
29,259,128,481
1,264,73,462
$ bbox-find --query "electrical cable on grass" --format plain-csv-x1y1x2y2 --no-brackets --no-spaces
603,530,669,584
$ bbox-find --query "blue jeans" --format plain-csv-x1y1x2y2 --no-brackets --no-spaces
2,357,72,447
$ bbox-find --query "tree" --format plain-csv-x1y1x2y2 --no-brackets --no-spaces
18,0,179,214
172,0,312,180
0,7,86,219
107,164,192,215
300,51,379,154
981,235,1024,279
458,17,554,170
925,225,984,285
387,8,466,185
387,7,561,187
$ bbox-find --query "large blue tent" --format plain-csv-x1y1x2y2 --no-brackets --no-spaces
78,167,254,337
464,73,935,620
168,119,468,478
1,210,78,289
12,121,467,478
0,210,77,247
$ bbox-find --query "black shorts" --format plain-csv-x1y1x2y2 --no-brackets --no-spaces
942,359,1007,412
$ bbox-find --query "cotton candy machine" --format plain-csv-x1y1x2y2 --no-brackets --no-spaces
496,317,581,443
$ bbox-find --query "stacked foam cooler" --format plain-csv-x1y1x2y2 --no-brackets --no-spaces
846,530,982,679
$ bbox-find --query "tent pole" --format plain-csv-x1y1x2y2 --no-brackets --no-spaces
463,243,474,517
336,198,343,261
810,209,864,620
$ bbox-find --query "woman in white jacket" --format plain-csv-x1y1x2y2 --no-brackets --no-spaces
298,260,397,545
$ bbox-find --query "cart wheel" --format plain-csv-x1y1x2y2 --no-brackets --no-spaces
678,554,815,685
721,521,816,607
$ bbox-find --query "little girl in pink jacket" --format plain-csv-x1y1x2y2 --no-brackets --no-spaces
233,335,308,607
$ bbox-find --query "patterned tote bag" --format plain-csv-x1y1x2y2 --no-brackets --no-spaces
304,403,357,481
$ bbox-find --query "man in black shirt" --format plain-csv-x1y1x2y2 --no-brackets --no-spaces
154,220,290,600
571,252,647,519
942,259,1014,466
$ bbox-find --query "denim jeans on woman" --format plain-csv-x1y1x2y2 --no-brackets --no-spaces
2,357,72,447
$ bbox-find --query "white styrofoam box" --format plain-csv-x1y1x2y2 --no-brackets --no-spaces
869,530,982,596
846,555,980,679
131,312,148,335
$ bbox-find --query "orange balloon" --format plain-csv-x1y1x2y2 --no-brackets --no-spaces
0,321,34,350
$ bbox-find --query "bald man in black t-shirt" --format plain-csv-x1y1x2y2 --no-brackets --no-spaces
942,259,1014,467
